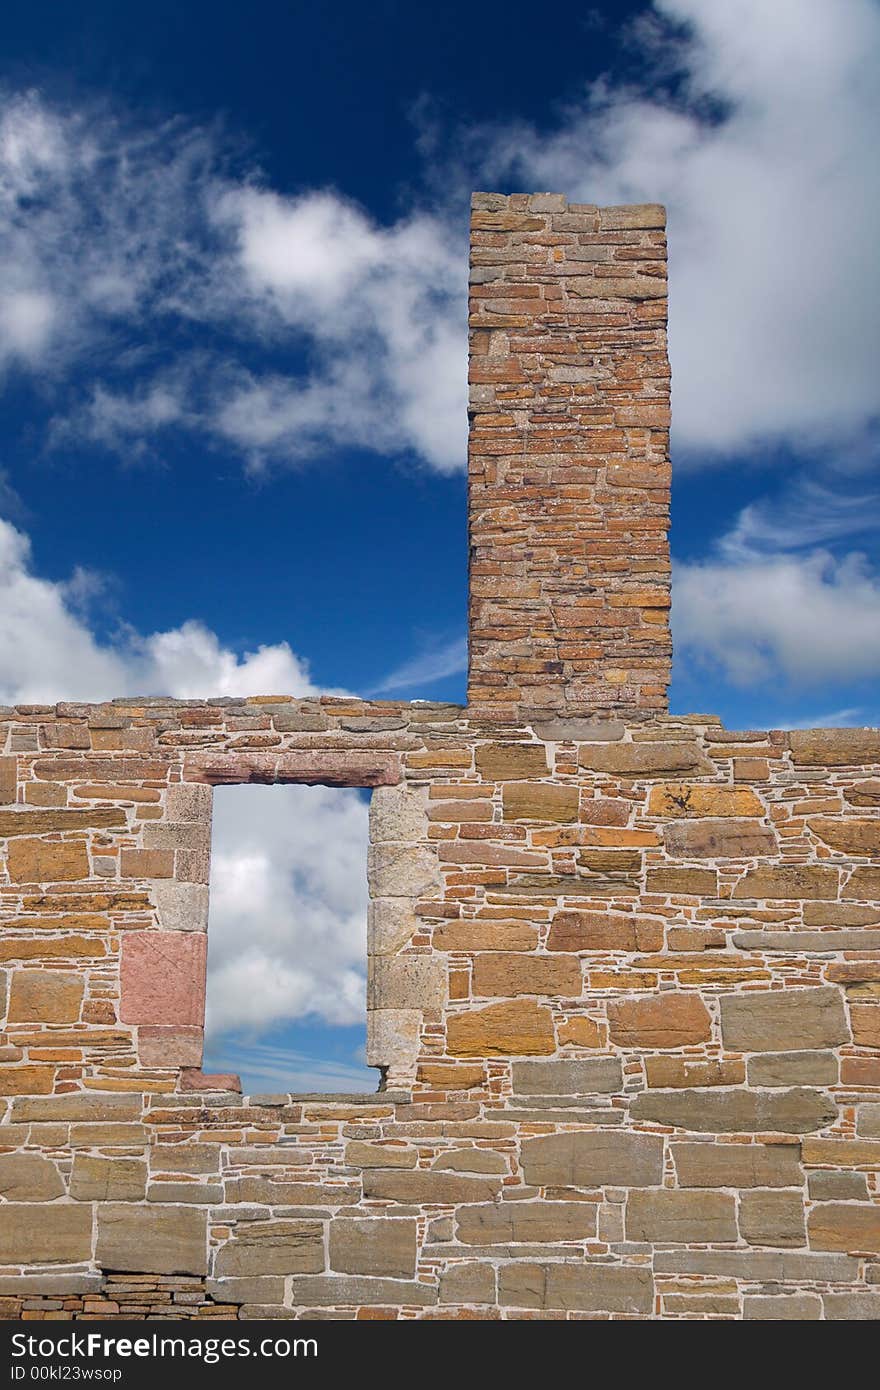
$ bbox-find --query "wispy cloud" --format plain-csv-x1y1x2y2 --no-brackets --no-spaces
372,634,467,694
201,1038,375,1096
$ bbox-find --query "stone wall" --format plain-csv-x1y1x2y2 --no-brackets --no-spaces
1,700,879,1320
0,197,878,1321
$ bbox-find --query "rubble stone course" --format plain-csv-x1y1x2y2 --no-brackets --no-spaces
0,194,877,1320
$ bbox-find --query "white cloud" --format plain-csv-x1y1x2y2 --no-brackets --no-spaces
373,634,468,693
204,783,371,1042
0,515,318,704
478,0,880,459
674,541,880,686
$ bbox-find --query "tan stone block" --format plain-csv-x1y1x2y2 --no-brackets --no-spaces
547,909,663,952
214,1221,324,1277
120,848,174,878
733,866,839,899
632,1088,836,1134
0,756,16,804
648,784,764,817
0,1204,93,1264
367,899,418,954
720,986,849,1052
0,1064,57,1094
433,920,539,951
842,866,880,899
498,1261,653,1314
6,837,90,882
512,1057,622,1094
472,953,581,998
446,999,556,1056
0,810,125,834
845,779,880,807
475,744,548,781
645,1057,744,1088
415,1063,486,1089
850,1003,880,1048
456,1201,597,1244
439,1262,496,1305
430,1149,507,1174
823,1292,880,1319
671,1142,802,1188
0,1153,64,1200
329,1219,415,1278
344,1142,418,1169
579,742,711,776
369,786,428,842
10,1091,141,1122
808,1204,880,1253
367,843,440,897
70,1156,147,1201
149,1144,220,1175
96,1204,207,1275
733,759,770,782
739,1191,805,1247
288,1274,436,1307
607,993,710,1048
520,1130,663,1188
0,935,105,962
747,1052,838,1087
557,1016,605,1048
7,969,84,1023
802,1138,880,1166
645,867,718,895
361,1170,501,1204
626,1190,737,1243
744,1293,821,1319
809,818,880,854
368,955,446,1012
789,729,880,766
502,782,578,822
663,819,777,858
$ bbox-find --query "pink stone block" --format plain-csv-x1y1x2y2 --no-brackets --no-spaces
137,1025,204,1067
181,1068,241,1093
119,931,207,1026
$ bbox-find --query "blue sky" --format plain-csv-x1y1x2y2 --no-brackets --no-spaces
1,0,878,1090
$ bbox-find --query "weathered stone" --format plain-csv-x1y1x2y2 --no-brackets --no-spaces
842,866,880,899
732,866,839,899
511,1057,622,1095
368,954,446,1012
472,953,581,998
96,1205,208,1275
344,1141,417,1169
365,1007,420,1083
802,1137,880,1166
808,1204,880,1253
7,969,83,1023
578,742,711,776
439,1262,496,1304
857,1103,880,1138
433,918,539,951
6,837,90,882
824,1291,880,1319
10,1091,141,1122
744,1293,821,1320
151,881,209,933
367,843,440,897
631,1088,836,1134
626,1189,737,1243
361,1171,501,1204
521,1131,663,1188
456,1201,597,1244
119,930,206,1026
645,867,718,895
845,779,880,807
648,784,764,817
531,719,624,742
206,1277,287,1305
0,1153,64,1200
430,1149,507,1174
547,909,663,952
502,782,578,822
446,1000,555,1056
734,929,880,953
368,899,418,954
720,986,849,1051
654,1250,858,1280
498,1261,653,1314
0,1064,56,1095
288,1275,436,1307
607,994,711,1048
0,934,106,962
214,1222,324,1276
810,818,880,855
0,755,16,804
804,901,880,926
137,1025,203,1067
645,1057,744,1088
70,1156,147,1201
329,1219,416,1278
369,786,428,842
809,1171,869,1201
0,1205,93,1264
747,1052,838,1086
671,1142,803,1188
662,819,777,858
0,809,125,834
739,1190,806,1247
475,744,548,781
789,728,880,766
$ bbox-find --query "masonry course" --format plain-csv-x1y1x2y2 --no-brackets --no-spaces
0,193,877,1320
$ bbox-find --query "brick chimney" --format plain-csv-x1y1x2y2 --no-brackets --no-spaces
466,192,672,723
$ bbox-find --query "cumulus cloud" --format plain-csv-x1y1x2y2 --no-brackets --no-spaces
477,0,880,460
204,783,371,1043
0,515,318,704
